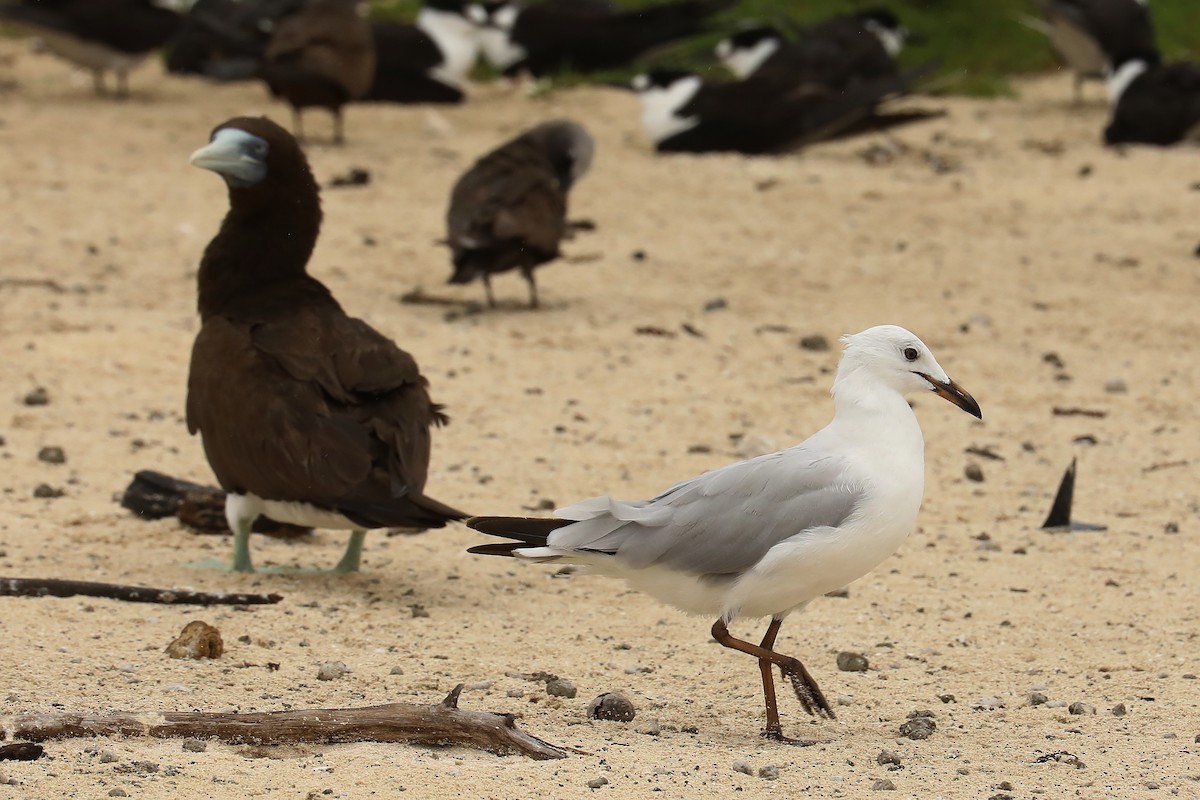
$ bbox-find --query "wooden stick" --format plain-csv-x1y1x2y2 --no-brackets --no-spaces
0,578,281,606
2,686,566,760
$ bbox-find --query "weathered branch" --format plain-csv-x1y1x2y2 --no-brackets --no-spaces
0,578,281,606
1,686,566,760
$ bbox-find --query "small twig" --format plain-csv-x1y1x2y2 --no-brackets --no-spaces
1,687,566,760
1142,459,1189,474
1052,406,1107,418
0,578,281,606
397,287,476,308
965,445,1005,461
0,278,65,293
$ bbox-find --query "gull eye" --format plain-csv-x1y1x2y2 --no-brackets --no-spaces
903,347,919,362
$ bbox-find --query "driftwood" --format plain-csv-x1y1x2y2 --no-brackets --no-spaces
1,686,566,760
0,743,43,761
0,577,281,606
120,470,309,537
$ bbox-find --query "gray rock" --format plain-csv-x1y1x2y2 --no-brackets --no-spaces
33,484,64,499
587,692,636,722
506,688,524,698
182,739,206,753
732,760,754,776
586,777,609,789
937,693,956,704
899,716,936,740
1027,691,1049,706
799,334,830,352
1104,378,1127,394
98,750,118,764
37,446,65,464
964,463,984,482
23,387,49,406
836,652,869,672
108,791,128,798
389,666,404,675
758,765,780,781
1111,703,1126,717
972,696,1004,710
1068,702,1096,715
872,779,897,790
546,678,577,698
316,661,351,681
877,749,901,766
635,718,660,736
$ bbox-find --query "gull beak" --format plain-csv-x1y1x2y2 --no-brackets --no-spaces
919,373,982,420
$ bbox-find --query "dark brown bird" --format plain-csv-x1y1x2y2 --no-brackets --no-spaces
188,116,465,573
260,0,376,144
446,120,595,308
0,0,180,97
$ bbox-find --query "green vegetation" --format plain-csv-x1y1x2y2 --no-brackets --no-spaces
368,0,1200,96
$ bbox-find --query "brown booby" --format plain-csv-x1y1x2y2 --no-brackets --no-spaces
188,116,466,573
260,0,376,144
1104,51,1200,146
445,120,595,308
632,64,939,155
478,0,733,78
715,9,910,90
0,0,180,96
1022,0,1157,102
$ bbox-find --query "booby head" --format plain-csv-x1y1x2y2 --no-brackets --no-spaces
715,24,784,79
528,119,595,189
855,8,910,58
191,116,312,196
835,325,981,419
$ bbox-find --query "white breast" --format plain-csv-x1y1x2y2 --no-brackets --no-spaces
719,38,780,79
417,7,482,85
638,77,703,143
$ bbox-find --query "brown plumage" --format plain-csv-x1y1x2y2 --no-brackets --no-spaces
188,116,465,572
261,0,376,144
446,119,595,308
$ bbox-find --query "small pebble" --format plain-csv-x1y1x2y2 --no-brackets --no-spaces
964,463,984,482
182,739,206,753
316,661,351,681
732,760,754,776
23,387,49,406
1068,702,1096,715
872,778,897,791
877,749,901,766
506,688,524,698
899,716,936,740
546,678,577,698
587,692,636,722
758,765,780,781
938,693,956,704
409,604,429,618
37,446,66,464
635,718,660,736
109,790,128,798
1028,692,1049,706
836,652,869,672
799,334,830,352
836,694,854,706
99,750,118,764
33,484,64,499
389,666,405,675
1111,703,1126,717
586,777,609,789
972,697,1004,710
704,297,728,312
1104,378,1127,394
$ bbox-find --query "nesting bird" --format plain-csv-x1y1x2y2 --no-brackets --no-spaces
1104,53,1200,145
716,8,911,89
188,116,466,573
469,325,981,741
260,0,375,143
445,120,595,308
478,0,732,77
0,0,181,96
632,64,937,155
1024,0,1157,102
365,0,484,104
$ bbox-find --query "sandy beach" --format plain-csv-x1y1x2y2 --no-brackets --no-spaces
0,40,1198,799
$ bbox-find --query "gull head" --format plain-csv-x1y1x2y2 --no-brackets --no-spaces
836,325,981,419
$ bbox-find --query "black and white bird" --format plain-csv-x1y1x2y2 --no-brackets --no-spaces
1104,52,1200,145
188,116,467,573
716,8,911,89
632,65,937,155
166,0,304,81
1022,0,1157,102
478,0,732,77
365,0,484,104
0,0,181,96
469,325,981,741
446,120,595,308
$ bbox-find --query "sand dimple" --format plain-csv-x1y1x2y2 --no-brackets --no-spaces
0,43,1197,799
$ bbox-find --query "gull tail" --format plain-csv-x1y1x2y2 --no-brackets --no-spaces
466,515,573,557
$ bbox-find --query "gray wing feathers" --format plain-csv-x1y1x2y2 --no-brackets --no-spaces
548,448,865,576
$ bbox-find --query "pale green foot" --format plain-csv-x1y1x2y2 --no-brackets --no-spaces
230,518,254,573
333,529,367,574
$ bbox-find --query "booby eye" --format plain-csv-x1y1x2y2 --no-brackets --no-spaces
903,347,919,362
